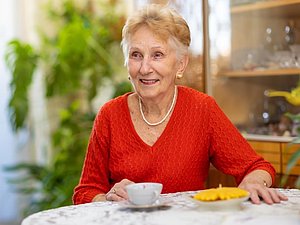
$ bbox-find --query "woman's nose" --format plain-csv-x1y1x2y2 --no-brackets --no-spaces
139,57,152,75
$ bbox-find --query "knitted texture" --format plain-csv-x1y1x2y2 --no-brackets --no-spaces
73,86,275,204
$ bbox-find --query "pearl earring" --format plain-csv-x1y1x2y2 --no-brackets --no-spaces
176,72,183,79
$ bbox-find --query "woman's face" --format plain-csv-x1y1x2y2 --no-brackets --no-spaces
127,26,186,101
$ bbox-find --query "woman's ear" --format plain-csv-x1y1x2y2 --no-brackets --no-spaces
179,55,189,73
176,55,189,79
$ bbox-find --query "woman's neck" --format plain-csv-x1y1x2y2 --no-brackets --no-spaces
138,86,177,126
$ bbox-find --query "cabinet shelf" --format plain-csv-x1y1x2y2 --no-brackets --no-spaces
220,68,300,77
231,0,300,17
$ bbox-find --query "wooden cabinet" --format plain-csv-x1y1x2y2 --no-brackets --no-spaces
282,143,300,175
220,0,300,78
205,0,300,188
248,141,281,173
206,140,300,188
248,140,300,188
207,0,300,130
206,166,237,188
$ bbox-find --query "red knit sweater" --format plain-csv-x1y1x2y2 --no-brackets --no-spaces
73,86,275,204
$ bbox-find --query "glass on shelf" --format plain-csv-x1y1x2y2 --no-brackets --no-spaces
289,44,300,68
231,48,269,71
264,27,273,52
283,20,296,48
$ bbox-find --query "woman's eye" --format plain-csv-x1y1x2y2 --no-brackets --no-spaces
153,52,163,59
130,52,142,59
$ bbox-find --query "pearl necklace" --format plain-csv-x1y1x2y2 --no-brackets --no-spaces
138,86,177,126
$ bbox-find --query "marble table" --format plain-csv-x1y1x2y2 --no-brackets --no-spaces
21,189,300,225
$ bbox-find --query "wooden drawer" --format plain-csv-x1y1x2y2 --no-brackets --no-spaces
281,143,300,175
248,141,281,173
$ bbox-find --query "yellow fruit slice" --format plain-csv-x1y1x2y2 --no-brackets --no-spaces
193,187,248,202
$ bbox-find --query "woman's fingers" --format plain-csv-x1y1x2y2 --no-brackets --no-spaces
106,192,125,201
278,190,288,201
115,179,135,199
258,188,274,204
249,189,261,204
112,186,128,199
121,178,135,185
242,183,288,205
268,188,281,203
105,179,135,201
269,189,288,202
257,188,288,204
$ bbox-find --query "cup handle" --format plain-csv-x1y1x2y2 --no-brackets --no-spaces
152,190,160,202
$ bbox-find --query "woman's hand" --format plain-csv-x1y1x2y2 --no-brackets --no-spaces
105,179,135,202
238,182,288,204
238,170,288,204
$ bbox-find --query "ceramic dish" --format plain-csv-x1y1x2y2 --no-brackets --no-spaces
118,198,171,209
185,193,250,210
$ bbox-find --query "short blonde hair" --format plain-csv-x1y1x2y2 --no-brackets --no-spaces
121,4,191,66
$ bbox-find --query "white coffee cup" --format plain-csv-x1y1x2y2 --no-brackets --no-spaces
125,182,163,205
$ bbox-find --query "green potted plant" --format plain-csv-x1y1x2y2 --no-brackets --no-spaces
4,0,131,216
267,86,300,188
281,112,300,188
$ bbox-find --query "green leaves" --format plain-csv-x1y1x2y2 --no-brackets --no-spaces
4,0,128,217
41,0,124,102
282,112,300,188
5,1,125,128
285,112,300,126
286,149,300,173
112,81,132,98
5,40,38,131
5,104,95,216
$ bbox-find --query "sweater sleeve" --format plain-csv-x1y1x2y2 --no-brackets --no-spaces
73,105,111,205
207,97,276,185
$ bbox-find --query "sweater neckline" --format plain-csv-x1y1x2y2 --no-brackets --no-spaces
124,86,181,149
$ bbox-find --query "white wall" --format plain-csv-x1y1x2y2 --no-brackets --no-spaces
0,0,21,222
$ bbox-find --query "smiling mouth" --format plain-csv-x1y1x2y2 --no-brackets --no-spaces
140,79,159,85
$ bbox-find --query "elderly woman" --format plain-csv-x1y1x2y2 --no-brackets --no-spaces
73,4,287,205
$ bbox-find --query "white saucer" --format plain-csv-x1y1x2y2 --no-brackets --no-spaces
118,199,171,209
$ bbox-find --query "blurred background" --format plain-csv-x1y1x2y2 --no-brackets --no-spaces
0,0,131,224
1,0,300,224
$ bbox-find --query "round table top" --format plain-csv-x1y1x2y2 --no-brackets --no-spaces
21,189,300,225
